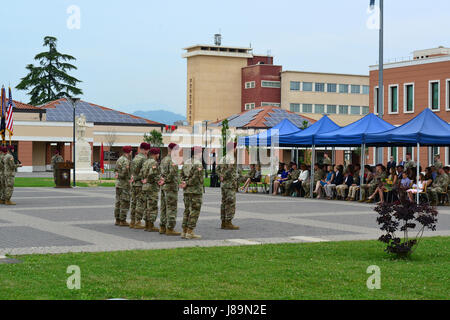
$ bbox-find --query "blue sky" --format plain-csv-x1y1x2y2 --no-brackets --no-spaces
2,0,450,116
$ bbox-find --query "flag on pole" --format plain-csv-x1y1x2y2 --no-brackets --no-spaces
100,143,105,174
6,87,14,138
0,86,6,145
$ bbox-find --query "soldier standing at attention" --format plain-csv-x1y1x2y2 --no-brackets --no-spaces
51,150,64,184
130,142,150,229
218,142,239,230
3,145,22,205
114,146,132,226
141,147,164,232
0,147,5,204
159,143,181,236
180,146,204,239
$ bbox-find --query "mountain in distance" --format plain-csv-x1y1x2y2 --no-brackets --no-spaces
133,109,186,125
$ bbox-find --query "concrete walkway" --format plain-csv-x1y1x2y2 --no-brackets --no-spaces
0,187,449,255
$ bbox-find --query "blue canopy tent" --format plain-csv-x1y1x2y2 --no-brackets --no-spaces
314,113,395,200
365,108,450,203
238,118,301,146
277,115,340,197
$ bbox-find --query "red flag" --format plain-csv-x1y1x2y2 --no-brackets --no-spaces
100,143,105,174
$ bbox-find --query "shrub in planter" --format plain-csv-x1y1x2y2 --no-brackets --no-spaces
375,197,438,258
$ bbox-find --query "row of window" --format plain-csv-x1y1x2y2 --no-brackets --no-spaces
290,82,369,94
289,103,369,115
375,79,450,114
245,81,281,89
244,102,281,110
387,146,449,166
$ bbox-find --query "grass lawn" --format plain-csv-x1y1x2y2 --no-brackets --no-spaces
0,237,448,300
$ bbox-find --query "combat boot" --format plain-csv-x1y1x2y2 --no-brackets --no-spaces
5,200,16,206
221,221,226,229
115,219,121,226
145,222,159,232
159,226,166,234
134,221,145,229
166,228,181,236
185,228,201,239
181,227,188,239
119,220,130,227
129,219,135,228
223,221,240,230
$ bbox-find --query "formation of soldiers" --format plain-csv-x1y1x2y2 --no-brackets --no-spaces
113,141,240,240
0,145,22,205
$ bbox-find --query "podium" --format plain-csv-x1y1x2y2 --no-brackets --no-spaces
55,162,74,188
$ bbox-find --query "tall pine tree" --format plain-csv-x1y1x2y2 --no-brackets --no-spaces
16,36,83,105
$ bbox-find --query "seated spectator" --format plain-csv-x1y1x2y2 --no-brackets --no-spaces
407,173,426,202
398,171,412,199
314,165,334,199
424,167,434,188
283,162,300,196
336,169,353,200
324,165,344,200
240,164,261,193
289,163,309,197
273,163,289,195
367,166,396,204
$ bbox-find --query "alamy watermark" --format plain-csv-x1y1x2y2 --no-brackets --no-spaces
366,265,381,289
67,265,81,290
67,5,81,30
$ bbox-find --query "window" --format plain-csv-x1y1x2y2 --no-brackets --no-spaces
351,85,361,94
429,81,440,110
350,106,361,115
315,104,325,114
315,83,325,92
327,83,337,93
261,81,280,88
389,85,398,113
327,105,337,114
302,104,312,113
429,147,440,165
244,103,255,110
262,102,280,107
362,85,370,95
290,103,300,113
374,87,379,114
302,82,313,91
339,84,349,93
389,147,398,162
290,81,300,91
446,79,450,111
362,106,369,115
339,105,348,114
404,83,414,113
245,81,255,89
405,146,414,161
447,147,450,166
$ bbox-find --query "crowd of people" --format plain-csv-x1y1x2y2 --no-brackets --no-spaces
253,153,449,206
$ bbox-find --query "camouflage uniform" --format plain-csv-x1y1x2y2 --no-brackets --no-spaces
434,160,443,171
130,152,147,224
0,152,4,203
114,155,131,222
51,154,64,183
160,154,179,229
362,171,387,200
303,168,323,197
181,158,204,231
404,160,416,171
3,152,20,202
218,160,238,223
141,157,161,225
283,169,300,196
427,173,449,205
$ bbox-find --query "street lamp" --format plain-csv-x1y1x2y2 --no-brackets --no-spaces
66,96,80,187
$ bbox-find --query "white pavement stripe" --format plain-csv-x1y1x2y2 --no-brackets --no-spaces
226,239,261,245
290,236,329,242
0,255,6,259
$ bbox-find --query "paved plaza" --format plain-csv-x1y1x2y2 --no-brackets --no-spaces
0,187,449,256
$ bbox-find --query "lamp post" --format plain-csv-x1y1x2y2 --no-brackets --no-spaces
66,96,80,187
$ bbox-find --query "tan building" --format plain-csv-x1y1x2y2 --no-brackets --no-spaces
281,71,370,125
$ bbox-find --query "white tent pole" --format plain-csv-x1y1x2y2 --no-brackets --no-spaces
416,142,420,204
360,143,365,201
310,145,315,198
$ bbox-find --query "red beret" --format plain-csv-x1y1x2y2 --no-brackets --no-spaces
168,143,178,149
122,146,132,153
1,147,7,153
150,147,160,155
7,145,14,151
140,142,150,150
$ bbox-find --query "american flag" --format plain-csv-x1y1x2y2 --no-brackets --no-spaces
6,87,14,135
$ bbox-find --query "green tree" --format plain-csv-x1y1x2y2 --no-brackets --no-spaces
16,36,83,105
144,129,163,147
301,120,309,130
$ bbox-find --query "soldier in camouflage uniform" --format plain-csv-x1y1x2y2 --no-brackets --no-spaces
283,162,300,196
180,146,204,239
51,150,64,184
141,147,163,232
0,147,5,204
218,142,239,230
303,163,323,198
3,145,22,205
114,146,132,226
434,155,443,171
129,142,150,229
363,164,387,203
404,153,416,171
159,143,181,235
427,167,449,206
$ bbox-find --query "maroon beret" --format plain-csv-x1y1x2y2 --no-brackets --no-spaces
168,143,178,149
7,145,14,151
150,147,160,155
140,142,150,150
122,146,132,153
1,147,7,153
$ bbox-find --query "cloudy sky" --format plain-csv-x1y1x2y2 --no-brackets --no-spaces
2,0,449,115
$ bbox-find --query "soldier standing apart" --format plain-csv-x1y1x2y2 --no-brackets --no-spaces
3,145,22,205
130,142,150,229
218,142,239,230
114,146,132,226
141,147,164,232
180,146,204,239
159,143,181,236
51,150,64,184
0,147,5,204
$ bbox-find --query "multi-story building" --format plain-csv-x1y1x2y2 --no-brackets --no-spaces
369,47,450,167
